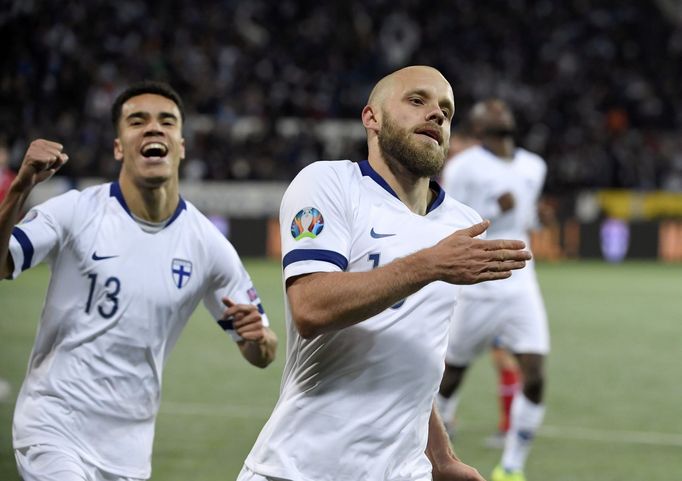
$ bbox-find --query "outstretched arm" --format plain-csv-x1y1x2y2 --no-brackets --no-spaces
221,297,277,368
286,220,531,338
0,139,68,279
427,404,486,481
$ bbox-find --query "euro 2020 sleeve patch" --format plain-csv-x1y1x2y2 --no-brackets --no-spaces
291,207,324,240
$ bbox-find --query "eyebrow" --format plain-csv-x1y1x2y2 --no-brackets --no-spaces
125,111,179,122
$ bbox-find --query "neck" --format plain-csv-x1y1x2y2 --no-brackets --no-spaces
118,175,179,222
368,152,433,216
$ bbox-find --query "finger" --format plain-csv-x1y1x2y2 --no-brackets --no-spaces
34,139,65,151
492,249,532,262
221,296,235,308
487,260,527,272
235,321,265,340
48,153,69,171
475,270,513,283
482,239,527,251
233,311,262,329
453,220,490,238
236,322,264,337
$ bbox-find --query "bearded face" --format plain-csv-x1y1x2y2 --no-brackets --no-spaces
377,109,448,178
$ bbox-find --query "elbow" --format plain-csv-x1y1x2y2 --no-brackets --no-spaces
291,309,325,340
294,316,322,340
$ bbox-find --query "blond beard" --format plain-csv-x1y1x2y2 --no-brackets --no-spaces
378,111,447,178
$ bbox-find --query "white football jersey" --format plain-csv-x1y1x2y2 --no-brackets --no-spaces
441,145,547,297
8,182,269,478
243,160,481,481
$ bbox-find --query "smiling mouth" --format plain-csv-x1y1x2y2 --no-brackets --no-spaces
141,142,169,158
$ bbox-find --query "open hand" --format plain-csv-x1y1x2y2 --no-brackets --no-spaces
430,220,531,285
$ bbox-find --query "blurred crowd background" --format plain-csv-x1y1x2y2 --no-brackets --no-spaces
2,0,682,193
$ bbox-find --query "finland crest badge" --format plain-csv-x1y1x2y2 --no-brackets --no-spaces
172,258,192,289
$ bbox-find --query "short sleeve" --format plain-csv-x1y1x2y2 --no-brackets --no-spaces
202,229,270,342
8,190,79,280
280,162,353,281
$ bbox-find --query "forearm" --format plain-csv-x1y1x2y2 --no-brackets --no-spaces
238,327,277,368
287,249,436,338
0,185,31,279
426,404,459,467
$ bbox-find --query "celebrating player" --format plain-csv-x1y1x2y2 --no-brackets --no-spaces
437,99,551,481
0,81,278,481
237,66,532,481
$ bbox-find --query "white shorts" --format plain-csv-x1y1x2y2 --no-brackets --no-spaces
445,281,549,366
15,444,143,481
237,465,291,481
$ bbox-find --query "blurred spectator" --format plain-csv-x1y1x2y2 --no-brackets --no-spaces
0,141,17,202
1,0,681,191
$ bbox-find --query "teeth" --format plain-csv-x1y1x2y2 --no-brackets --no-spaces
142,142,168,156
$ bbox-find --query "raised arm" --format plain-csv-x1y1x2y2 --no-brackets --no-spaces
0,139,68,279
287,220,530,338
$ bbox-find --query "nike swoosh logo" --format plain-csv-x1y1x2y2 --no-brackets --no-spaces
92,252,119,261
370,228,396,239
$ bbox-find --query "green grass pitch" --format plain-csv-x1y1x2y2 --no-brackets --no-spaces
1,260,681,480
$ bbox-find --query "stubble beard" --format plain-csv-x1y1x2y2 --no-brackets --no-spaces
378,112,447,178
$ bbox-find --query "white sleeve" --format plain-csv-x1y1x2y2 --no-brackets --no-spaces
202,231,270,342
280,162,352,281
7,190,79,280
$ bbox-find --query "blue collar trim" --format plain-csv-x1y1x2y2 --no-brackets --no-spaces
110,181,186,227
357,160,445,213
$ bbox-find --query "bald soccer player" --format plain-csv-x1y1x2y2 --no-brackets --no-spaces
237,67,532,481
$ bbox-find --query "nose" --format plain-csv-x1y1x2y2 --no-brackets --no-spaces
143,119,165,136
426,106,445,126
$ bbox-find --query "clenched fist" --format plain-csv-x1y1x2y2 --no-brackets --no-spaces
14,139,69,191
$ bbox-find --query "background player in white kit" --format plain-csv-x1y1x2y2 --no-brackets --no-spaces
439,127,521,448
436,99,551,481
0,81,278,481
237,66,532,481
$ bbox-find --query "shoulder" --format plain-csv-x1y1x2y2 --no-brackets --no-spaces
443,146,487,176
284,160,358,203
293,160,357,184
440,194,483,225
517,148,546,172
181,201,228,240
34,183,107,216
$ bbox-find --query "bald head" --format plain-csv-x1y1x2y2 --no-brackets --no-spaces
367,66,453,111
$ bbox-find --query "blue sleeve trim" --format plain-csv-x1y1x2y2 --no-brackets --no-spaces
257,303,265,314
11,227,34,271
217,318,234,331
282,249,348,271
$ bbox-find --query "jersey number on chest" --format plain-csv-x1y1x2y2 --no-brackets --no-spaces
368,253,405,309
85,273,121,319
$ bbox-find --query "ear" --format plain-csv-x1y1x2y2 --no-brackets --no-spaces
179,137,186,161
113,138,123,161
361,105,380,133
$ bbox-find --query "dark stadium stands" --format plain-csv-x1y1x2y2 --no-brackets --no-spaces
1,0,681,191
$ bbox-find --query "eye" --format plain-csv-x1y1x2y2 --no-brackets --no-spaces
410,97,424,105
